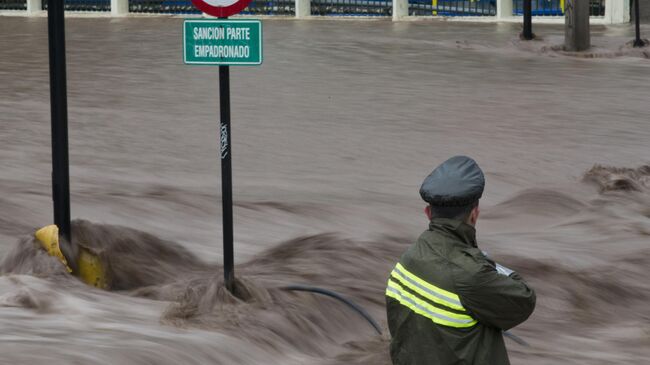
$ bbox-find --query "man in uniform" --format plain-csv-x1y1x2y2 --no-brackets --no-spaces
386,155,536,365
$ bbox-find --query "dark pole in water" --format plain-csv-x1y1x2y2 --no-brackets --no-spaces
564,0,590,51
522,0,533,40
47,0,72,243
633,0,644,47
219,63,235,294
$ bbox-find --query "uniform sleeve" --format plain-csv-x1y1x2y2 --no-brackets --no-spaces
452,254,536,331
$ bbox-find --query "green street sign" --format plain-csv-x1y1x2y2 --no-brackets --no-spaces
183,19,262,66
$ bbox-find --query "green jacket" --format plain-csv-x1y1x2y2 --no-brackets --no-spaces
386,218,536,365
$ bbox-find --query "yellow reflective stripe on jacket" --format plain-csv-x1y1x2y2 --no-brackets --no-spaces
387,280,474,322
386,280,477,328
392,263,465,311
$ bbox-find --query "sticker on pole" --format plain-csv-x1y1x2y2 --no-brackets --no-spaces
191,0,252,18
183,19,263,66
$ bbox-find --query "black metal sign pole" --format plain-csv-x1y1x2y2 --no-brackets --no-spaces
633,0,643,47
218,19,234,293
219,65,234,293
522,0,533,40
47,0,72,243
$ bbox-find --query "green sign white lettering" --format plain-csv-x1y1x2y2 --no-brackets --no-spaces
183,19,262,66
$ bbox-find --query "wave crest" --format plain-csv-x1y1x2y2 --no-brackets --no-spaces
583,164,650,192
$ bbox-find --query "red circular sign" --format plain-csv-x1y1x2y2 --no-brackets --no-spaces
191,0,253,18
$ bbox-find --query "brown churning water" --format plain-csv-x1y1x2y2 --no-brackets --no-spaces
1,16,649,364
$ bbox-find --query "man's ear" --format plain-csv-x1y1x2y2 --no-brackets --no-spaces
469,205,480,226
424,205,432,221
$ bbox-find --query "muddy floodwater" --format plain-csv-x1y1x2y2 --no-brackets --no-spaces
1,16,649,364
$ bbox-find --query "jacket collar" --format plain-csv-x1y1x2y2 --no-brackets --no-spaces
428,218,477,248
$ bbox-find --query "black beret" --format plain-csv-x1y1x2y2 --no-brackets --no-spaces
419,156,485,207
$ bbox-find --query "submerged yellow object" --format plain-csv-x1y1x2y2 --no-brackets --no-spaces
34,225,72,273
34,224,108,289
77,248,108,289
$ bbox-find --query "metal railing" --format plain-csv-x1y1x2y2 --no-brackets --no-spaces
129,0,199,13
512,0,562,15
512,0,605,16
0,0,27,10
410,0,496,16
242,0,294,15
311,0,392,16
0,0,610,17
130,0,294,14
42,0,110,11
588,0,605,16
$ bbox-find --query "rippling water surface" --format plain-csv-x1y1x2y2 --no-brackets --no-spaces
1,16,649,364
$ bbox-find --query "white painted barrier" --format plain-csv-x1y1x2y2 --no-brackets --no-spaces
605,0,630,23
392,0,408,20
26,0,41,14
111,0,128,16
295,0,310,18
496,0,513,20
